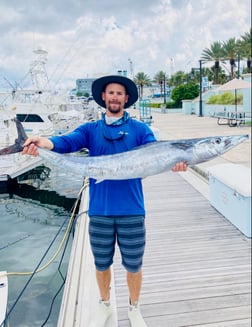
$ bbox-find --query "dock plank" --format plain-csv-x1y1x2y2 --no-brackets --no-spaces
113,171,251,326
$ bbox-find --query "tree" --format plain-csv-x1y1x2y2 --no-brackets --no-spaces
171,83,199,108
222,37,238,79
168,71,187,87
201,41,224,84
238,28,252,73
133,72,152,99
153,71,166,97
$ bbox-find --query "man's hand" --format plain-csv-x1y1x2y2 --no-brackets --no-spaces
172,162,187,172
22,137,54,156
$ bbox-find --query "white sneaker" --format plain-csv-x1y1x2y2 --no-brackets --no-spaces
89,300,113,327
128,303,147,327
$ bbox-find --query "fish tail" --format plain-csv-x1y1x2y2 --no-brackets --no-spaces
0,118,28,155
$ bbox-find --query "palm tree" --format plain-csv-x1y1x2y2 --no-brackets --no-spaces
201,41,224,84
238,28,252,73
133,72,152,100
222,37,238,79
153,71,166,98
169,71,187,87
190,67,216,85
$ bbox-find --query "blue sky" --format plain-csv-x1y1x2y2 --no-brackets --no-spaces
0,0,250,91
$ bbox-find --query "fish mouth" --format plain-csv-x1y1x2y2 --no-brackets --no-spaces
234,134,249,144
226,134,249,145
221,134,249,152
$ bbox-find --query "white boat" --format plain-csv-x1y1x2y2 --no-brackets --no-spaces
0,48,99,182
12,103,55,137
8,98,99,137
2,48,99,138
0,271,8,327
5,89,84,137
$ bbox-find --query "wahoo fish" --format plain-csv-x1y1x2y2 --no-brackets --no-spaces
0,119,249,182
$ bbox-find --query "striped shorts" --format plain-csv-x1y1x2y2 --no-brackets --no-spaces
89,215,146,273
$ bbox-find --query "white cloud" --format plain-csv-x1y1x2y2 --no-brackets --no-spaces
0,0,250,91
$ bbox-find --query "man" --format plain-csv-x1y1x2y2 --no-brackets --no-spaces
22,75,187,326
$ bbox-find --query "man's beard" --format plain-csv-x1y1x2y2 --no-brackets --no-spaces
107,103,122,114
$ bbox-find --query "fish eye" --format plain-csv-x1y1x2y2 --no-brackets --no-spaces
215,137,221,144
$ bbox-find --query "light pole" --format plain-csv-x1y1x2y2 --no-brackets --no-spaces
163,74,166,104
191,61,203,116
237,53,240,79
199,59,203,117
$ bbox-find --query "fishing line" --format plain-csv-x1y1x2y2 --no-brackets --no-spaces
40,206,89,326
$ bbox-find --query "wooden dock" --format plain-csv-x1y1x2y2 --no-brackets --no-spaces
58,170,251,327
113,171,251,326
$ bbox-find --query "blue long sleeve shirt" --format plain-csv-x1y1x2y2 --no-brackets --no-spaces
49,113,156,217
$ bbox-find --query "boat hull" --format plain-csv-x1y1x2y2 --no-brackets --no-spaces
0,271,8,326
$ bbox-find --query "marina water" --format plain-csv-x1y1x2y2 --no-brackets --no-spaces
0,163,84,326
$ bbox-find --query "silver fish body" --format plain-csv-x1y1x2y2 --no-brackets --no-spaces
0,119,248,182
37,134,248,182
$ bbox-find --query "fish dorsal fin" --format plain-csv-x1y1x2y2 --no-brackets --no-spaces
169,141,194,151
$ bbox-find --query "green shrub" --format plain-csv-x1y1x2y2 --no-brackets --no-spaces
149,101,177,109
150,103,161,108
171,83,199,107
207,92,243,105
165,101,177,108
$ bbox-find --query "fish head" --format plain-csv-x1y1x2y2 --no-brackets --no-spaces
192,134,249,163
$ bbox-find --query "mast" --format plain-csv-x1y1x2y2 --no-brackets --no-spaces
29,48,50,92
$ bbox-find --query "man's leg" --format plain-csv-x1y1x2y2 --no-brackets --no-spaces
127,269,147,326
89,215,115,301
88,268,113,327
116,215,147,326
89,216,115,327
96,268,111,301
127,270,142,304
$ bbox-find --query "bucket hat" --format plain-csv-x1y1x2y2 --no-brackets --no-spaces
92,75,138,108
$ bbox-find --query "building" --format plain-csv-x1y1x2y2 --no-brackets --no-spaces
76,71,128,97
76,78,95,96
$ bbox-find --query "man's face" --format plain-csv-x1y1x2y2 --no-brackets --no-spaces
102,83,129,115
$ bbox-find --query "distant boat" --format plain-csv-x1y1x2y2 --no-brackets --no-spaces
0,48,100,182
2,48,99,137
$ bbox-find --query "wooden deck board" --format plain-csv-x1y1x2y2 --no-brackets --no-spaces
113,171,251,326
